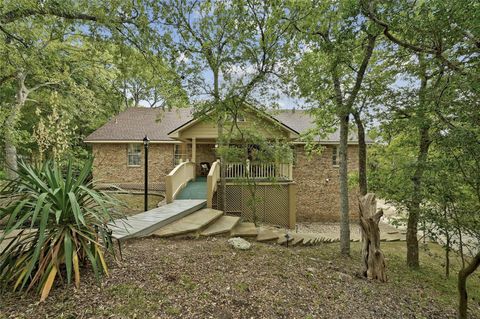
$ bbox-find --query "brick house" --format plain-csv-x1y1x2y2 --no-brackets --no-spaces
85,106,371,224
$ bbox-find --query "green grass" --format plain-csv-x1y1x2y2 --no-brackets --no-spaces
105,284,163,316
381,242,480,307
293,240,480,312
110,192,164,216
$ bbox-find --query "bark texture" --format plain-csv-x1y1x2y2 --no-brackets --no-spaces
353,111,367,196
359,193,387,282
338,113,350,255
406,56,431,269
406,124,431,268
457,252,480,319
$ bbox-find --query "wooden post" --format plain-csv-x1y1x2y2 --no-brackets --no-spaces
192,138,197,179
191,137,196,163
288,183,297,229
165,175,173,204
359,193,387,282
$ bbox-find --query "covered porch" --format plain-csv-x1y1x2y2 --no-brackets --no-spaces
165,155,296,228
173,138,293,181
164,107,298,228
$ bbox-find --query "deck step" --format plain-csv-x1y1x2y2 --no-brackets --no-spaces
277,234,294,245
153,208,223,237
290,235,304,246
256,229,281,242
200,216,241,236
109,199,206,240
230,222,258,237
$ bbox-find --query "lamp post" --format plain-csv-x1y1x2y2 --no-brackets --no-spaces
143,135,150,211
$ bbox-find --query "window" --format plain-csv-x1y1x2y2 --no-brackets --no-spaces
292,146,297,167
332,146,340,166
226,113,246,122
127,144,142,166
173,144,187,165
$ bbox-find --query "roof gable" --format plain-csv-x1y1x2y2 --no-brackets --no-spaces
167,105,299,140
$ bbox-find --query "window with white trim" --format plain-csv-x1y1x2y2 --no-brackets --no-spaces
127,144,142,166
173,144,187,165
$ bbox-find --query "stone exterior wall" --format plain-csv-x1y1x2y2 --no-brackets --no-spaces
92,143,175,191
292,144,360,222
91,142,361,222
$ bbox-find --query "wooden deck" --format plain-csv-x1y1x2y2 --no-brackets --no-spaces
109,199,206,240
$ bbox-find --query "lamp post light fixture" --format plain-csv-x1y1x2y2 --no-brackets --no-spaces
143,135,150,212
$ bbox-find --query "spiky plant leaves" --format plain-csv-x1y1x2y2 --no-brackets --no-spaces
0,158,122,300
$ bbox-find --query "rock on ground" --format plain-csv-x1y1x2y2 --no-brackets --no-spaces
227,237,251,250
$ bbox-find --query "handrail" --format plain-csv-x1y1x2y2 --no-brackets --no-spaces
224,161,292,180
165,161,196,203
207,160,220,208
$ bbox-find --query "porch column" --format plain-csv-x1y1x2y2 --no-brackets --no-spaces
192,137,196,163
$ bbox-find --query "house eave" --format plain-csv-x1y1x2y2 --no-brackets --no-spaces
291,140,374,145
84,140,181,144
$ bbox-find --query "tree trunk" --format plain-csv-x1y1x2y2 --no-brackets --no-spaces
353,111,367,196
457,252,480,319
406,124,430,268
445,231,450,278
406,57,430,269
4,71,28,180
444,205,450,278
359,193,387,282
339,113,350,255
211,67,227,212
218,119,227,211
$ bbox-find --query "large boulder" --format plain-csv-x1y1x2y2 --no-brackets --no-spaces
228,237,251,250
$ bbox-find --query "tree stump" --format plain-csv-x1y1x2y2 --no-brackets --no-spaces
359,193,387,282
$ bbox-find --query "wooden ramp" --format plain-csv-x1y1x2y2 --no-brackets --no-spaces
109,200,206,240
153,208,223,237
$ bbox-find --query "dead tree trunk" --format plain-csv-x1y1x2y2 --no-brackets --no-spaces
458,251,480,319
359,193,387,282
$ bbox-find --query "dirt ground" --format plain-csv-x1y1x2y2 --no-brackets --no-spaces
2,237,478,319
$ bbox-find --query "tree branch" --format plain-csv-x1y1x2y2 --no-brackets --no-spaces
360,0,465,74
345,33,377,109
0,6,137,25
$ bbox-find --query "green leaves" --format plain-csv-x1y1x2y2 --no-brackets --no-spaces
0,158,121,300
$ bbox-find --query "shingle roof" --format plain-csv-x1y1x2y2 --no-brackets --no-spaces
84,108,193,142
84,107,372,143
270,109,372,143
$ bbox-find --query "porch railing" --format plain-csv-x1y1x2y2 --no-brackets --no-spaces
165,161,196,203
225,161,292,180
207,160,220,208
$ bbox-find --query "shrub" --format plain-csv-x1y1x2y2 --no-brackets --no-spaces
0,159,121,300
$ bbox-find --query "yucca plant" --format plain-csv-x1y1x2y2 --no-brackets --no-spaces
0,158,121,301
